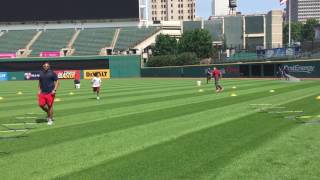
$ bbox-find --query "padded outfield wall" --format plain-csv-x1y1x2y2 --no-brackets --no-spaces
141,59,320,78
0,55,140,81
141,65,241,78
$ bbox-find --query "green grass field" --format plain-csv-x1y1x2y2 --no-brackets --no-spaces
1,79,320,180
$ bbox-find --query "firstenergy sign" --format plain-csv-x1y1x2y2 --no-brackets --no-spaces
84,69,110,79
284,65,315,74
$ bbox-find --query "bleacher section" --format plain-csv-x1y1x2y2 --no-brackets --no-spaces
73,28,116,56
30,29,74,56
0,27,160,56
0,30,37,53
114,27,158,51
227,52,258,62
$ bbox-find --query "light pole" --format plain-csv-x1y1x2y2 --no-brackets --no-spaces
288,0,291,47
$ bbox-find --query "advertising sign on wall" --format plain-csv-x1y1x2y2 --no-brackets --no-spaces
24,72,40,80
40,51,61,57
54,70,80,79
84,69,110,80
0,53,16,58
284,65,316,75
0,72,8,81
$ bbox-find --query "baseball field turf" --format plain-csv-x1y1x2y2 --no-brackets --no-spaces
1,79,320,179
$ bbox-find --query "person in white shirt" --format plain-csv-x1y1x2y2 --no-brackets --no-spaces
91,72,102,100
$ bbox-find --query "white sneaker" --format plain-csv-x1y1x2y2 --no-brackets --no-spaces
47,117,54,121
97,96,100,100
47,119,53,126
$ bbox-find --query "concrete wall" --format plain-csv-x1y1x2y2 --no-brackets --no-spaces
266,10,283,49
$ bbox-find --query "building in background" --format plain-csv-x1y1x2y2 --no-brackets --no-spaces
266,10,283,49
286,0,320,23
212,0,229,16
148,0,196,21
315,25,320,40
184,10,283,51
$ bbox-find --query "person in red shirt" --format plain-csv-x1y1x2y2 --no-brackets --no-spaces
212,67,224,93
74,71,81,89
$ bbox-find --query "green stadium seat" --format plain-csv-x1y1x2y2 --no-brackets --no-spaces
228,52,258,62
114,27,158,51
73,28,116,56
30,29,75,56
0,30,37,53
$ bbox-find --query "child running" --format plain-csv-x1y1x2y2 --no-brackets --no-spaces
91,72,102,100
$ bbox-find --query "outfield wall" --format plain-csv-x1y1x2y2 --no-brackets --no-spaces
0,55,140,81
141,65,241,78
141,59,320,78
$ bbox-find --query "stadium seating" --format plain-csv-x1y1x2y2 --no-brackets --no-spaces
114,27,158,51
30,29,75,56
72,28,116,56
0,27,159,56
0,30,37,53
227,52,258,62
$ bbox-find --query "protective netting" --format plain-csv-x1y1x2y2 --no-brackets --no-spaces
204,19,223,41
183,21,202,32
245,37,264,51
224,16,243,49
245,16,264,34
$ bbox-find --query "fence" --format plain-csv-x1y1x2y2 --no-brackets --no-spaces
142,59,320,78
0,55,140,80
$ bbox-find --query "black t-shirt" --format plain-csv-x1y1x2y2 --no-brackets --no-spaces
39,70,58,93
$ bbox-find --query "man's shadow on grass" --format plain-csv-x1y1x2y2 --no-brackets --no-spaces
35,118,47,123
88,97,102,100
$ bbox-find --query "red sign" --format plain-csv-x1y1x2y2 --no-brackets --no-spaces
225,66,240,74
40,51,61,57
54,70,80,79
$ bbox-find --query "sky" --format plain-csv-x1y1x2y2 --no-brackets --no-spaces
196,0,284,18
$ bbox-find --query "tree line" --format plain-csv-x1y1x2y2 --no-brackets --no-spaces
283,18,319,45
148,18,320,67
147,29,213,67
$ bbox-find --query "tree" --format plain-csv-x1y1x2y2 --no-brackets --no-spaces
302,18,319,51
302,18,319,42
153,34,178,56
175,52,199,66
147,55,176,67
283,22,304,45
178,29,213,59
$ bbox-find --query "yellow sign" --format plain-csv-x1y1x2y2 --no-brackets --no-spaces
84,69,110,80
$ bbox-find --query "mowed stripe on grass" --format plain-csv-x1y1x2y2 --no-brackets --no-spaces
0,79,320,180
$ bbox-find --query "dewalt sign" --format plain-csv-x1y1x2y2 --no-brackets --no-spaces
84,69,110,79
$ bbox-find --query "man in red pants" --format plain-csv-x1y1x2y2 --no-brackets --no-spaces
38,62,59,125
